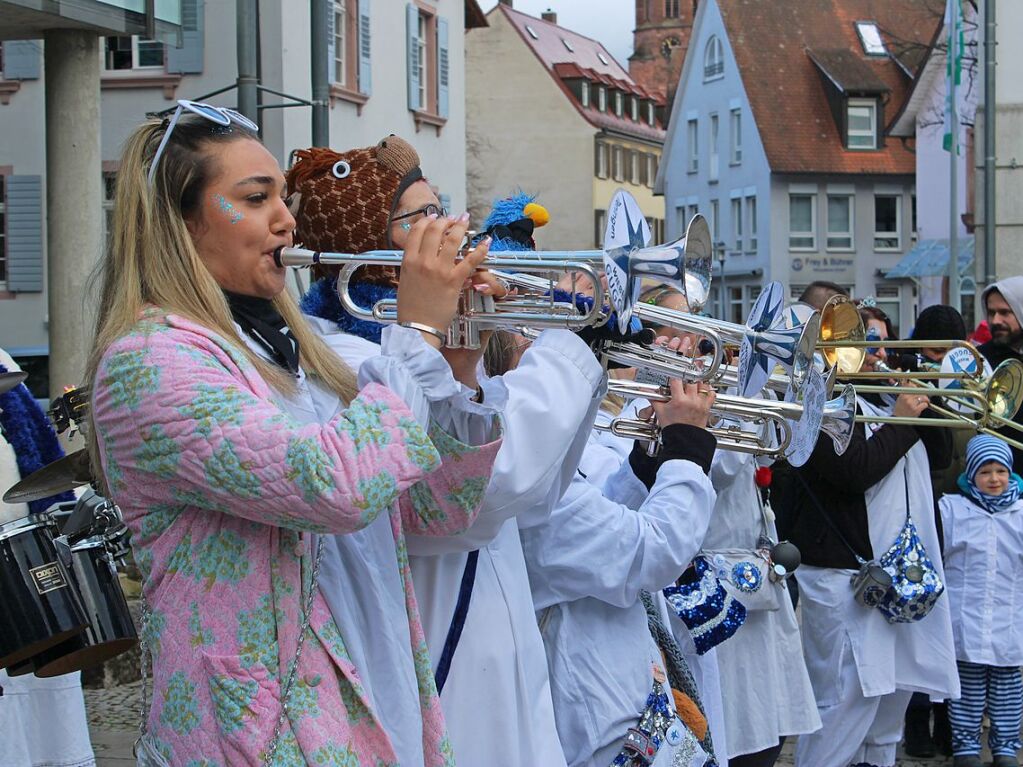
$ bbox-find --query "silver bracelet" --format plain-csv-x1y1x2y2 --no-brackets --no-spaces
399,321,447,345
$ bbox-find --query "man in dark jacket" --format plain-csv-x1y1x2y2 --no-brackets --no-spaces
978,276,1023,470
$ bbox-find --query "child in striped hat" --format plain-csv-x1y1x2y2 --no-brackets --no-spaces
940,434,1023,767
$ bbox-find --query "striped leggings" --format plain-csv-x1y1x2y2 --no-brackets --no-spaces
948,661,1023,757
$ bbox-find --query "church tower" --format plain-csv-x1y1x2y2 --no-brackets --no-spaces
629,0,697,108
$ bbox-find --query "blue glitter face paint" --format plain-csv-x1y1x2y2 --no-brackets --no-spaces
213,193,243,225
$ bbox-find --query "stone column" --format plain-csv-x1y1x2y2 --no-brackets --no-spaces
44,30,103,398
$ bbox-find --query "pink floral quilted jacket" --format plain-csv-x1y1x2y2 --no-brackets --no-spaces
93,310,500,766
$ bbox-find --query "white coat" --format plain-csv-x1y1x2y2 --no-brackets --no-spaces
522,428,717,767
798,397,960,705
940,491,1023,666
700,446,821,758
313,321,606,767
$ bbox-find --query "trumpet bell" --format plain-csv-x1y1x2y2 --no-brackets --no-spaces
819,295,866,374
784,367,827,467
602,190,712,332
738,283,820,399
821,384,857,456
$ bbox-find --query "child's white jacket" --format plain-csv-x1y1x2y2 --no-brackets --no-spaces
940,491,1023,666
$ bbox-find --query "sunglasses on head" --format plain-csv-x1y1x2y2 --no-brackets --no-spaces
148,99,259,186
390,203,448,230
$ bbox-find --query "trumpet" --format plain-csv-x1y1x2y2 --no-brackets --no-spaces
602,372,857,466
598,213,820,397
275,245,610,349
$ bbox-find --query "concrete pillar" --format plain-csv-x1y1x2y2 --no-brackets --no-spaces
43,30,103,398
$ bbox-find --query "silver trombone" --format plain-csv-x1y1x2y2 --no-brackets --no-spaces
275,245,609,349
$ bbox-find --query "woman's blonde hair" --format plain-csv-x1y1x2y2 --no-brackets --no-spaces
84,117,358,486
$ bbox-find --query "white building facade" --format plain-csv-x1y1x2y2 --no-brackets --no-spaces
0,0,480,390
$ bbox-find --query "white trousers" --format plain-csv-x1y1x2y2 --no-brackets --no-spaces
795,649,913,767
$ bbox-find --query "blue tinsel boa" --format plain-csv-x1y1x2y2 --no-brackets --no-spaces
0,363,75,514
301,277,397,343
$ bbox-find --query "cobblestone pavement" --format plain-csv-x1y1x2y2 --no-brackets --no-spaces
84,681,140,766
81,681,965,766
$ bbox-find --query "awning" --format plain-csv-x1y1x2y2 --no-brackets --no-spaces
885,237,974,279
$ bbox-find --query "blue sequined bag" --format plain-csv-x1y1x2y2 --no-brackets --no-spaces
873,464,944,623
663,556,747,655
875,512,944,624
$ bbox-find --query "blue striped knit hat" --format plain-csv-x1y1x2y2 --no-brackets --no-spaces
965,434,1013,479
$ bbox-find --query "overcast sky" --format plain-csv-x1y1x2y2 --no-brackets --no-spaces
478,0,636,68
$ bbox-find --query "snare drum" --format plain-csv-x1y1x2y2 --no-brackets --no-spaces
0,514,88,669
29,529,137,678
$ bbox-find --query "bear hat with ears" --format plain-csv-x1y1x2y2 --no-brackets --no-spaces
286,134,424,285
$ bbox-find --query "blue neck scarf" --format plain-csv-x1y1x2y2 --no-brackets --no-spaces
0,363,75,514
957,471,1023,514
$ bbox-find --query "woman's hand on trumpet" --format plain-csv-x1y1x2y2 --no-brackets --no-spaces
439,245,512,390
653,379,717,429
396,213,491,349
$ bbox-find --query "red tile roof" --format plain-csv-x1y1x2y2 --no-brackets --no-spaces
497,4,667,142
716,0,941,175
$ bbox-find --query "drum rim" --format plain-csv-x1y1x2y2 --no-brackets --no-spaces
0,513,56,543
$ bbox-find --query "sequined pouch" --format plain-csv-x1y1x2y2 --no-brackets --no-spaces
663,555,747,655
875,512,944,624
610,681,712,767
703,549,782,612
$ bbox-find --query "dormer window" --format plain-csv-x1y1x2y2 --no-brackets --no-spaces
631,96,638,121
614,91,623,117
598,86,607,112
647,101,655,126
847,98,877,149
581,80,590,108
704,36,724,82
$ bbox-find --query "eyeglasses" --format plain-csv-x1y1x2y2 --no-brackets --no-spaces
148,99,259,186
390,203,448,230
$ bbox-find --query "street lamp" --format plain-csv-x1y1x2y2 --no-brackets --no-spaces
715,240,728,320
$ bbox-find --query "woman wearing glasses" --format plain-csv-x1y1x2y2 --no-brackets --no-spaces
292,143,610,766
778,303,959,767
84,105,502,765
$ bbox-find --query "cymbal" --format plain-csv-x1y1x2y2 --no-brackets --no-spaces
0,371,28,396
3,450,93,504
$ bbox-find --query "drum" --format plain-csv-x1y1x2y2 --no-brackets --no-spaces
28,529,137,678
0,514,88,669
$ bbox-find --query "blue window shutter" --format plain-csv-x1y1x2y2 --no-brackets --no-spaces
406,3,421,111
5,176,44,293
165,0,205,75
358,0,372,95
3,41,41,80
437,17,449,118
326,0,336,84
